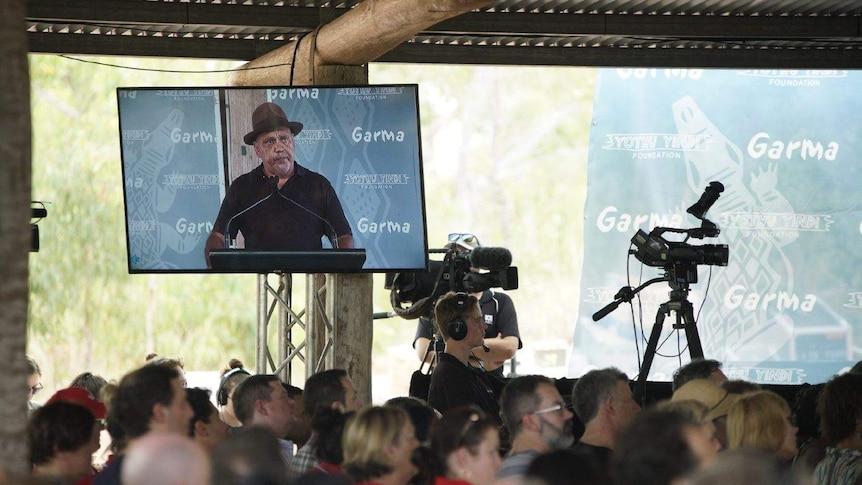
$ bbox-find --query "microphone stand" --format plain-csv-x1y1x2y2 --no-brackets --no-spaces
274,190,340,249
223,191,276,249
593,275,705,405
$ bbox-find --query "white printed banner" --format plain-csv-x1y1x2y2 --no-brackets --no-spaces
574,69,860,384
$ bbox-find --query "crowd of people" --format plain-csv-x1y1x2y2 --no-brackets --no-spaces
11,324,862,485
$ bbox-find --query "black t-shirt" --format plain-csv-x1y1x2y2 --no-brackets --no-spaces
427,353,503,424
213,163,351,250
571,441,613,472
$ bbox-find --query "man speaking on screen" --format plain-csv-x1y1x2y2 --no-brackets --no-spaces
205,102,354,268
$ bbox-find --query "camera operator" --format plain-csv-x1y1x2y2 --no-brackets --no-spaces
426,291,504,424
412,236,522,378
413,288,520,377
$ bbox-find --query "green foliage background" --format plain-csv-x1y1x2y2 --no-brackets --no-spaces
27,55,594,400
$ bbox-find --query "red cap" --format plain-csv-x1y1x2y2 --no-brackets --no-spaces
46,387,107,420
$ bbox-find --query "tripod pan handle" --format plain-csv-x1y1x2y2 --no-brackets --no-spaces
592,300,620,321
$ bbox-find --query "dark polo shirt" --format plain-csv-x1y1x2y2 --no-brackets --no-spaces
214,163,351,250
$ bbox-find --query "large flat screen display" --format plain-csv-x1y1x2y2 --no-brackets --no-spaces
118,85,428,273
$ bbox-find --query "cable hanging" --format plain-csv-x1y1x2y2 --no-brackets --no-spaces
57,54,292,74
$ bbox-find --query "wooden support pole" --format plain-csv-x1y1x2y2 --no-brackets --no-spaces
0,0,33,475
231,0,492,404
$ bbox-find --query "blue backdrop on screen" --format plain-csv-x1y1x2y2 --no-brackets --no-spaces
119,89,225,271
118,85,427,273
575,69,861,385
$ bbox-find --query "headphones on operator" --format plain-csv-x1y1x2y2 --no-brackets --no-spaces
447,292,471,341
216,367,252,406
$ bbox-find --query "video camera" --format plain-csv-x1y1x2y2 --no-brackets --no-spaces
629,181,729,284
593,181,731,324
384,233,518,320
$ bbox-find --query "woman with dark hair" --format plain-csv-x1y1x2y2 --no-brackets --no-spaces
216,358,251,427
428,406,501,485
790,383,827,474
307,408,353,476
342,406,420,485
144,354,186,387
385,396,440,445
814,372,862,485
385,396,440,485
69,372,109,402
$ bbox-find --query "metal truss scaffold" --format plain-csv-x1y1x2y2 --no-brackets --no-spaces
254,273,335,383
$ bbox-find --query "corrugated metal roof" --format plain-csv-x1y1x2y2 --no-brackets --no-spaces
25,0,862,67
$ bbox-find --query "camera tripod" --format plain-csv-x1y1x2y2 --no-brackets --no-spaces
418,333,445,374
593,276,704,404
408,331,445,400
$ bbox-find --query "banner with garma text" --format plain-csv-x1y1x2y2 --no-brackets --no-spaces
574,68,861,385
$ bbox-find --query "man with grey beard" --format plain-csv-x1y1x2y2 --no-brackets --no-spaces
497,375,575,480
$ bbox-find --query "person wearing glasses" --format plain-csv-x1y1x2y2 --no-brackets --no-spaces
427,292,504,426
497,375,575,479
26,355,44,416
429,406,502,485
414,234,521,378
205,102,353,267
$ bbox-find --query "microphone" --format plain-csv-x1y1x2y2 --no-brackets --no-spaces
687,181,724,220
223,176,279,248
468,247,512,270
274,190,341,249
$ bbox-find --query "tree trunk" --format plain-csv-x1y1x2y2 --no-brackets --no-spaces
229,0,494,86
0,0,33,477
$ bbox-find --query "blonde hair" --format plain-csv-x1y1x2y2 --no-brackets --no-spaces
726,390,790,453
655,399,711,425
342,406,410,482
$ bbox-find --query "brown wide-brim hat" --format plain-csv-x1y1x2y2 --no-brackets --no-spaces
671,378,739,421
243,102,303,145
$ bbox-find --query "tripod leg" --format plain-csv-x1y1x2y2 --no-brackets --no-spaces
419,336,440,374
634,304,668,405
681,300,704,359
